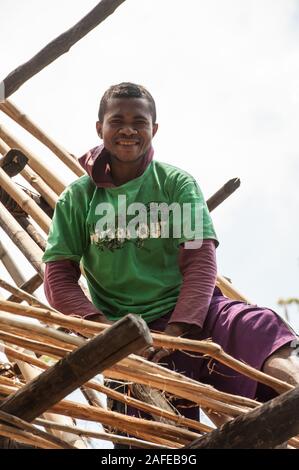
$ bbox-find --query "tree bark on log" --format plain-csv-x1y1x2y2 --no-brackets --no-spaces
1,0,126,99
207,178,241,212
186,385,299,449
0,314,152,422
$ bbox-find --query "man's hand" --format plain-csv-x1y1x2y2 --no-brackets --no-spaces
140,322,193,363
140,345,172,363
163,321,192,337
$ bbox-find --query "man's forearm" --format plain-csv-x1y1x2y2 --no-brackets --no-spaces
44,260,108,322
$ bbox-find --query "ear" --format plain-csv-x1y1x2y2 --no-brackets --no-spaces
152,123,159,138
96,121,103,139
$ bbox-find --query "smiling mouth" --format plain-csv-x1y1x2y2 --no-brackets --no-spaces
116,140,140,146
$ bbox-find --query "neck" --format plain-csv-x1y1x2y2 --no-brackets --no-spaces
109,154,146,186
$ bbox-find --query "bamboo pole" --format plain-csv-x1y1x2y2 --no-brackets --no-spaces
0,137,58,208
2,344,213,436
0,203,44,277
0,424,64,449
216,275,250,303
52,400,198,447
0,314,259,414
0,315,152,422
0,299,292,397
0,123,65,194
0,410,74,449
0,315,256,415
0,278,49,309
8,274,42,302
0,348,299,447
20,166,58,209
0,137,9,156
0,382,187,447
0,240,26,286
0,100,84,177
34,418,168,449
0,166,51,233
14,216,47,251
0,330,68,358
0,0,126,99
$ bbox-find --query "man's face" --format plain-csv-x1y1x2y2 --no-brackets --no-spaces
96,98,158,163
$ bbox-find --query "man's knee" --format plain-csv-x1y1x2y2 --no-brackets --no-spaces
263,341,299,386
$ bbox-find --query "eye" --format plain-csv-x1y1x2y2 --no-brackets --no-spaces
134,120,148,126
110,119,122,124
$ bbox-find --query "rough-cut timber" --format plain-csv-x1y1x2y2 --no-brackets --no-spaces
1,0,126,99
186,385,299,449
207,178,241,212
0,314,152,422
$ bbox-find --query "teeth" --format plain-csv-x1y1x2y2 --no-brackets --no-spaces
117,141,138,146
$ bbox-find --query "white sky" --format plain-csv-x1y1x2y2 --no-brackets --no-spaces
0,0,298,330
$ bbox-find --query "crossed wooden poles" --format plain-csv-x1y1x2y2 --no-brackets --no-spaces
0,0,298,449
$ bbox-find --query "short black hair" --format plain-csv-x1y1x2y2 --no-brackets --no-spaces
98,82,156,123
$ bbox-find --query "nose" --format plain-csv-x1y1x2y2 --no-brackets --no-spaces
119,126,138,136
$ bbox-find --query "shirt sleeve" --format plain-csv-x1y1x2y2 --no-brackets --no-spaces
44,260,103,319
42,186,90,263
171,175,218,247
168,239,217,328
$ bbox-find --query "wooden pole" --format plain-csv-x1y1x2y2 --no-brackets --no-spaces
0,410,73,449
207,178,241,212
0,123,65,194
0,314,152,422
0,0,126,100
0,298,292,397
0,166,51,233
14,215,46,251
12,358,87,448
3,345,212,436
0,278,50,309
7,274,43,302
0,240,26,286
20,166,58,209
0,202,44,277
186,385,299,449
0,100,84,177
0,139,58,208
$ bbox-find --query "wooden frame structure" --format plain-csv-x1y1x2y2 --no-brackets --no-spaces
0,0,298,450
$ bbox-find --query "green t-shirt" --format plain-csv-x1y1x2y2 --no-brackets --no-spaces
43,160,218,323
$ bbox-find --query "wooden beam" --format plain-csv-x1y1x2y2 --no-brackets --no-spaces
186,385,299,449
207,178,240,212
0,100,84,178
0,202,44,278
1,0,126,99
0,240,25,286
14,215,46,251
7,274,42,302
0,123,65,195
0,314,152,422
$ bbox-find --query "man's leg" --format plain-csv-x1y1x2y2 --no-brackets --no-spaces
263,342,299,390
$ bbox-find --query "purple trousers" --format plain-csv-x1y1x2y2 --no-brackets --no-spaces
135,287,297,421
